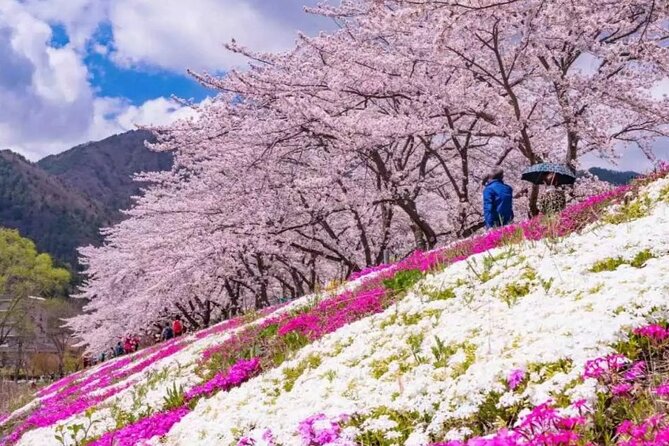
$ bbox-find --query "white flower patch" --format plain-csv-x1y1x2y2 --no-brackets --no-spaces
160,185,669,446
9,179,669,446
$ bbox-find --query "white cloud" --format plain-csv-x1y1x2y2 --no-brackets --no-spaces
107,0,321,72
88,96,197,140
0,0,326,160
0,0,200,160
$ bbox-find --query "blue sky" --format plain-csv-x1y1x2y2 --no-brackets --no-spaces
0,0,327,160
50,22,213,106
0,0,665,170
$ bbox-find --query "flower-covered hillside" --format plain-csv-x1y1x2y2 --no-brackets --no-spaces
3,172,669,446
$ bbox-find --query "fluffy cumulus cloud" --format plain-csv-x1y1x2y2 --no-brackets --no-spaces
108,0,322,72
0,0,325,159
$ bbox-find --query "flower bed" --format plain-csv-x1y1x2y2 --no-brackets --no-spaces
3,168,669,446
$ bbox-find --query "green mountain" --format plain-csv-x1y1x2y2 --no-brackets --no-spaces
38,130,172,220
0,150,105,269
0,130,172,269
587,167,639,185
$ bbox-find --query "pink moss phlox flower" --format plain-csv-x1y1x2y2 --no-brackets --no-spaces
654,382,669,397
87,406,189,446
237,428,276,446
278,288,386,341
582,354,629,379
297,413,353,446
612,382,633,396
185,357,261,401
615,415,669,444
430,401,589,446
0,380,136,446
623,361,646,382
633,324,669,342
349,263,394,280
507,368,526,390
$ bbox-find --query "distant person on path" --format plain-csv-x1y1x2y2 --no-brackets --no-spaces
123,337,133,354
172,316,183,337
114,342,124,357
539,172,566,216
161,323,174,341
482,168,514,229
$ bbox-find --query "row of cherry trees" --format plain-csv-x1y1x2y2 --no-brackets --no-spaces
69,0,669,351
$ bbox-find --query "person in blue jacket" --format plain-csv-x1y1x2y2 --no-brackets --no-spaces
482,168,514,228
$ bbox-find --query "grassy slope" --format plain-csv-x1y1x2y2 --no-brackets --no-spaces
4,175,669,446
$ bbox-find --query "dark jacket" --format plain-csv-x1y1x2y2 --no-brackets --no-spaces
162,326,174,341
483,179,514,228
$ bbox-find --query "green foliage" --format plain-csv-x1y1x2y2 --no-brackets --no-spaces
347,406,431,446
419,284,456,301
589,256,626,272
629,249,655,268
521,267,537,282
472,391,523,436
379,312,398,329
499,282,531,307
602,195,652,225
431,336,456,368
401,313,422,326
370,352,410,379
466,257,496,283
406,333,426,364
589,249,656,272
539,277,554,293
0,228,71,297
527,359,573,380
452,343,477,377
282,354,322,392
54,409,99,446
382,269,423,293
659,183,669,203
162,382,186,410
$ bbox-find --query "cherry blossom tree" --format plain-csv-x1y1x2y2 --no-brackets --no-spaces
69,0,668,351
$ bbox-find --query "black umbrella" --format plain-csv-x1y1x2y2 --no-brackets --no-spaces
521,163,576,186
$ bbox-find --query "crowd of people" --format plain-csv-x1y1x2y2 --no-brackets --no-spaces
83,316,185,367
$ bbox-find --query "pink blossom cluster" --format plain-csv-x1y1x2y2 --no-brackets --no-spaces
582,354,630,380
431,401,588,446
349,263,393,281
1,341,187,445
185,357,261,401
0,381,135,446
654,382,669,397
617,416,669,446
278,288,386,341
237,429,276,445
633,324,669,342
88,406,190,446
507,368,526,390
297,413,354,446
583,353,647,399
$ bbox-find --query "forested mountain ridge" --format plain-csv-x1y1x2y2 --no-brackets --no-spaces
0,131,171,268
38,130,172,220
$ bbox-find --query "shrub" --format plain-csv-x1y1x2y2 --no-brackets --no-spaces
382,269,423,293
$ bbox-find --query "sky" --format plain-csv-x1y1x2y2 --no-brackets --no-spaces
0,0,665,171
0,0,328,160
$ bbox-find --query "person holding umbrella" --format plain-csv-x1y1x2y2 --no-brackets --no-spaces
521,163,576,216
482,168,514,229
